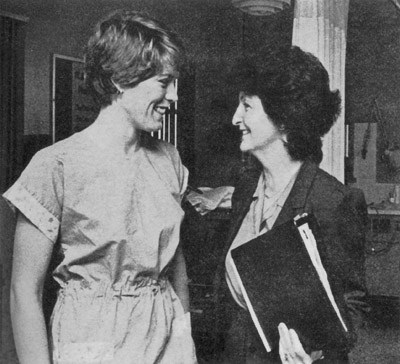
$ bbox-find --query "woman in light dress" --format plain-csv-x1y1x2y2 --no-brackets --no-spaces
4,9,197,364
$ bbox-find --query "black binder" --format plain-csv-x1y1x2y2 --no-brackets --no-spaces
230,214,349,353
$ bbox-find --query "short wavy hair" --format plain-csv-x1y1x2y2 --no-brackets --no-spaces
84,9,184,106
231,46,341,163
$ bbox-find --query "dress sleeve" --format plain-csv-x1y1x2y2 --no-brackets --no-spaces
161,141,189,200
172,146,188,199
177,158,189,200
2,149,64,243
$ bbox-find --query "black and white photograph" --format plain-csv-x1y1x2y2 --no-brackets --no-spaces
1,1,399,363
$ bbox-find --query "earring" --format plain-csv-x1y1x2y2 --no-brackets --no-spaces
111,80,123,95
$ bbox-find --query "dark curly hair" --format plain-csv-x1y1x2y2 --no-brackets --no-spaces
231,46,341,163
84,9,184,106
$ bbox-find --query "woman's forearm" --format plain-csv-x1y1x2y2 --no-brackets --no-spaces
10,287,52,364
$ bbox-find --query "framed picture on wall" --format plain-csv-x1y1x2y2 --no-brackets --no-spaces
51,54,99,143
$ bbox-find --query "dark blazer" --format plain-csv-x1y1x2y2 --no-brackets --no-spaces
216,159,368,363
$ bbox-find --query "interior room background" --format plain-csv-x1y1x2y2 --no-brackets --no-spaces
1,0,399,200
1,0,399,363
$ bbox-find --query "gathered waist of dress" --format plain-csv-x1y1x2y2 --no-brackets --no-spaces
58,275,170,299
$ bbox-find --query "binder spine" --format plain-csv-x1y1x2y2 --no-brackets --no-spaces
295,214,348,332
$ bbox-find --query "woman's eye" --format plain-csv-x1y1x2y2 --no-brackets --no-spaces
159,77,175,89
243,102,250,110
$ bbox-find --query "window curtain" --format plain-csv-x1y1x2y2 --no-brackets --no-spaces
0,15,26,193
292,0,350,182
0,15,25,362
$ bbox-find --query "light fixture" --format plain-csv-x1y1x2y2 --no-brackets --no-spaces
232,0,291,16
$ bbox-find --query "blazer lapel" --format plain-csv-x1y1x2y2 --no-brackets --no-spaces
274,160,319,227
222,164,261,260
220,160,319,268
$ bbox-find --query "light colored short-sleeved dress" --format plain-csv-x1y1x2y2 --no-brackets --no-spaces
3,130,197,364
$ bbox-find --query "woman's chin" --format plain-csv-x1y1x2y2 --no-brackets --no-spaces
239,143,251,153
146,122,163,133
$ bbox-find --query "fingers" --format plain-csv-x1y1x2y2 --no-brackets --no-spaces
288,328,309,360
278,323,313,364
278,323,295,363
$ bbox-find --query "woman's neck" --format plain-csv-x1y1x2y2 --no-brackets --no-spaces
87,104,140,155
253,144,303,196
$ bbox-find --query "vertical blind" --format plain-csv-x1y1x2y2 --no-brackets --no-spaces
151,80,178,147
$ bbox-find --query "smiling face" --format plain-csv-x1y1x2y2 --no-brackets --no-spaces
232,92,283,155
117,69,178,132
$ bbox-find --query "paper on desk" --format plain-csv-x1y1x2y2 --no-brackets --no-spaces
186,186,234,215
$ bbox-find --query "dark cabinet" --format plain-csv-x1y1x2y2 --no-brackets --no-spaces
181,203,231,361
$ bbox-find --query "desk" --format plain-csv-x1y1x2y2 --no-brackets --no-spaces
366,205,400,297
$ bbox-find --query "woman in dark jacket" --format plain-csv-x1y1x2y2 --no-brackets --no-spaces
218,46,368,363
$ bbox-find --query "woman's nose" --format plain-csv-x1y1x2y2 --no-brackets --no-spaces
166,81,178,103
232,106,243,126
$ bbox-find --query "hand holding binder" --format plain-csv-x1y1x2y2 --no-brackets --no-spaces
278,322,325,363
230,213,349,353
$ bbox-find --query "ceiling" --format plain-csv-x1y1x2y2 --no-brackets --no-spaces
2,0,398,27
0,0,234,22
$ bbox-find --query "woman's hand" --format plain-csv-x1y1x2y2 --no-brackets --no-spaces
278,323,323,363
